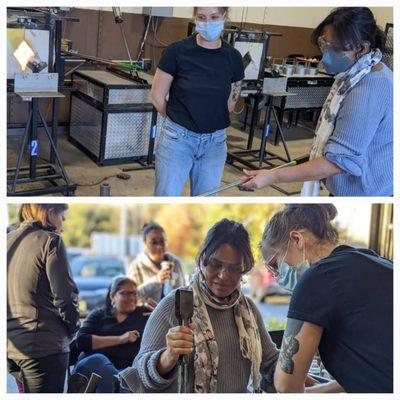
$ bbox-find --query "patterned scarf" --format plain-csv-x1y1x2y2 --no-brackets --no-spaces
301,49,383,196
191,272,262,393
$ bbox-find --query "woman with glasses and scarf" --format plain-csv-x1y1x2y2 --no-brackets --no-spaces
70,276,150,393
127,223,185,303
261,204,393,393
151,7,244,196
242,7,393,196
119,219,281,393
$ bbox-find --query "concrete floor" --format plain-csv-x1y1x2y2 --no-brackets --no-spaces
7,120,328,197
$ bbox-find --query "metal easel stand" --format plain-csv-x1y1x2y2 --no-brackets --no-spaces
227,92,300,195
122,107,158,172
7,94,77,196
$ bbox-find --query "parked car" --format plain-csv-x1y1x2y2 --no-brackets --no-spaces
67,247,90,263
70,255,126,317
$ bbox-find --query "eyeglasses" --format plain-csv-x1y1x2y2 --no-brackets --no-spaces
196,13,225,23
117,290,137,297
318,36,353,53
205,256,245,276
149,239,167,247
264,244,290,277
264,254,279,277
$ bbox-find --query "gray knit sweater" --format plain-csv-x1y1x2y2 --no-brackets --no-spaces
119,290,279,393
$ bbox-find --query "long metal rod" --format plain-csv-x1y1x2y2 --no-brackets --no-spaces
197,160,298,197
64,51,129,68
136,15,153,61
272,105,292,162
7,174,61,184
11,110,33,193
8,184,76,197
177,364,183,393
38,108,72,185
119,23,133,65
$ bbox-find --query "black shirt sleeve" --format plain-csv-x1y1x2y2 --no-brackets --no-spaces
76,308,103,353
157,43,178,77
231,48,245,82
45,234,80,335
287,266,335,330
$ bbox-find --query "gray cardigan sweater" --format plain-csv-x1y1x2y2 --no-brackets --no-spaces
119,289,279,393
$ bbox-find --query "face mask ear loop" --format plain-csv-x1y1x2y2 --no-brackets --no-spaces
353,40,368,61
277,241,291,274
293,231,305,265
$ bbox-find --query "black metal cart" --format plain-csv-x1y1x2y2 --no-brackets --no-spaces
69,69,161,167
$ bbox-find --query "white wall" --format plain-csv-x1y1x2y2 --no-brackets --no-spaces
79,7,393,30
83,7,143,14
172,7,193,19
370,7,393,28
172,7,393,29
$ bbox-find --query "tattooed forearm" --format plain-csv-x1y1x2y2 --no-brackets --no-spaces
231,81,242,102
278,318,304,374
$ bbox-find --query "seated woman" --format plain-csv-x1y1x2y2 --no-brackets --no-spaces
72,276,149,392
127,222,185,303
119,219,280,393
261,204,393,393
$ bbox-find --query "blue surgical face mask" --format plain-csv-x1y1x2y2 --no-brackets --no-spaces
321,49,354,75
195,20,224,42
276,259,310,294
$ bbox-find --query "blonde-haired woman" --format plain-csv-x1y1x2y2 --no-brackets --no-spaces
7,204,80,393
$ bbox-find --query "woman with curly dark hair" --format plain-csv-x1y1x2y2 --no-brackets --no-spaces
120,219,280,393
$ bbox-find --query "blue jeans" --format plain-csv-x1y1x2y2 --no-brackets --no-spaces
72,354,119,393
154,118,227,196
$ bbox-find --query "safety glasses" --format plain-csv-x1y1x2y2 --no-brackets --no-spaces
318,36,353,53
205,256,245,276
264,243,290,277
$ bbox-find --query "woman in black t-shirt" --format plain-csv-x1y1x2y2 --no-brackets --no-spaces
260,204,393,393
71,276,150,392
151,7,244,196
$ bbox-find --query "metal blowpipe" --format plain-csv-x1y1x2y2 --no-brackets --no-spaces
196,159,301,197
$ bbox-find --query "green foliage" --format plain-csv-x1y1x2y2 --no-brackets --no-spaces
7,204,283,259
62,204,120,247
267,316,287,331
142,203,283,265
7,204,19,225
